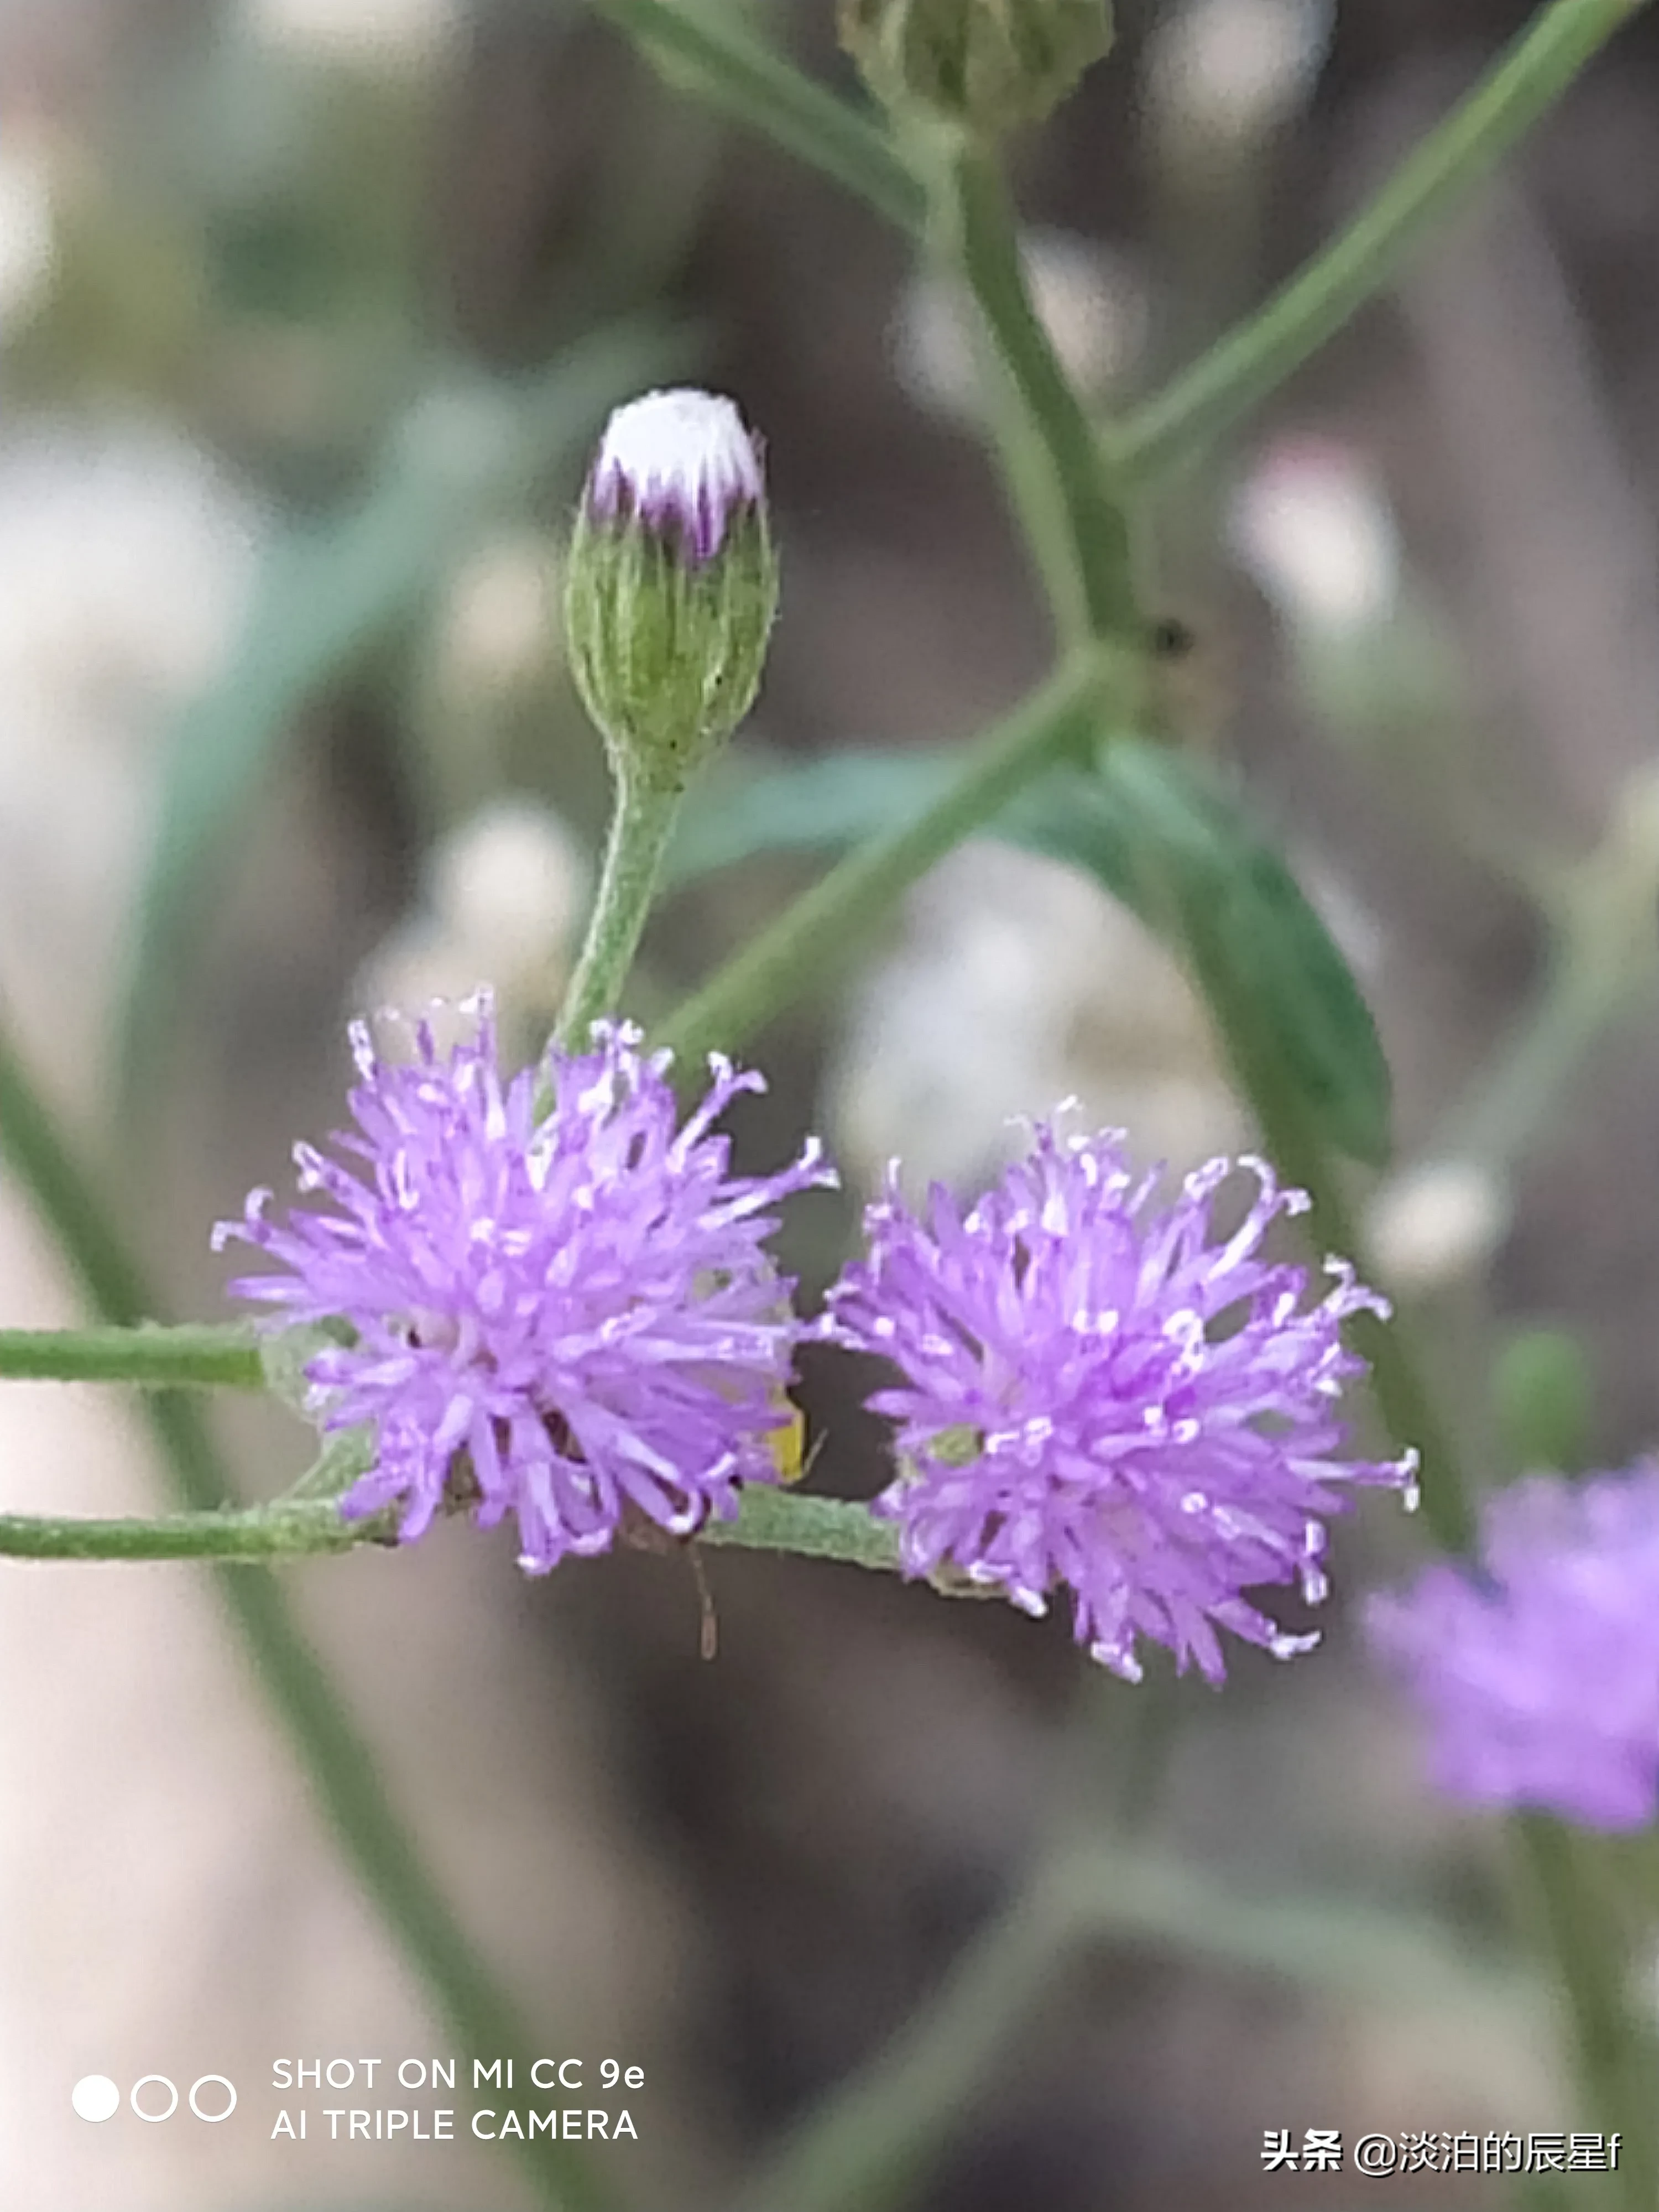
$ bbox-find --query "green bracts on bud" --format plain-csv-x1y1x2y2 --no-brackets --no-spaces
839,0,1111,137
565,388,779,792
566,501,778,787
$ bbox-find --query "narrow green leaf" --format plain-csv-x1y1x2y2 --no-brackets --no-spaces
113,322,683,1114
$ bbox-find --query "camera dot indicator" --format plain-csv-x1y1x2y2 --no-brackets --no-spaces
71,2075,120,2124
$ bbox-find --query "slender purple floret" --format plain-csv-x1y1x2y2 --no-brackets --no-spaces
1366,1465,1659,1830
822,1121,1416,1683
214,1000,834,1571
585,388,764,566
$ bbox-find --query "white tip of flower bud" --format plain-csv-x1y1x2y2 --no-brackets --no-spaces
587,389,764,566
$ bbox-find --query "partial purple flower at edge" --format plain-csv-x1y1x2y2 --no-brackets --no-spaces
1366,1464,1659,1830
214,999,834,1572
821,1121,1417,1684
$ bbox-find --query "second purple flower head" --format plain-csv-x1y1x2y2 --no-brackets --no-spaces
823,1120,1417,1683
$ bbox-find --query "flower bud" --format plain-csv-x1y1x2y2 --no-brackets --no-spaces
564,388,778,790
838,0,1112,137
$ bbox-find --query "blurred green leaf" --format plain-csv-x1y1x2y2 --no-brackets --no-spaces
672,733,1392,1164
114,322,685,1116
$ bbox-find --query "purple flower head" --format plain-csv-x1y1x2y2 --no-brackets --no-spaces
585,388,764,566
822,1120,1416,1683
1366,1464,1659,1830
214,999,834,1571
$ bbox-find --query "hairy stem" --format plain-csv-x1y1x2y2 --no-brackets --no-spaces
0,1323,263,1390
0,1499,379,1561
0,1484,904,1575
558,769,686,1048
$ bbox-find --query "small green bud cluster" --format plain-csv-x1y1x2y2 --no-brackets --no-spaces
838,0,1112,137
564,388,780,791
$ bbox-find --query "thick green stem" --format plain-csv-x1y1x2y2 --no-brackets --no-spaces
0,1008,622,2212
590,0,925,236
557,769,686,1048
1120,0,1647,481
659,650,1112,1065
0,1324,263,1390
943,140,1140,646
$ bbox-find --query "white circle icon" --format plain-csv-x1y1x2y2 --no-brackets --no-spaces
189,2075,236,2122
131,2075,179,2122
71,2075,120,2124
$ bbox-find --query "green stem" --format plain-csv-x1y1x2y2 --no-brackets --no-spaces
0,1008,623,2212
0,1483,904,1574
0,1324,263,1390
1120,0,1646,481
590,0,925,236
557,770,686,1048
0,1499,378,1561
658,650,1112,1064
944,140,1140,644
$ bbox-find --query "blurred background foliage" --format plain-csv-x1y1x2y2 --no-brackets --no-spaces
4,0,1659,2206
